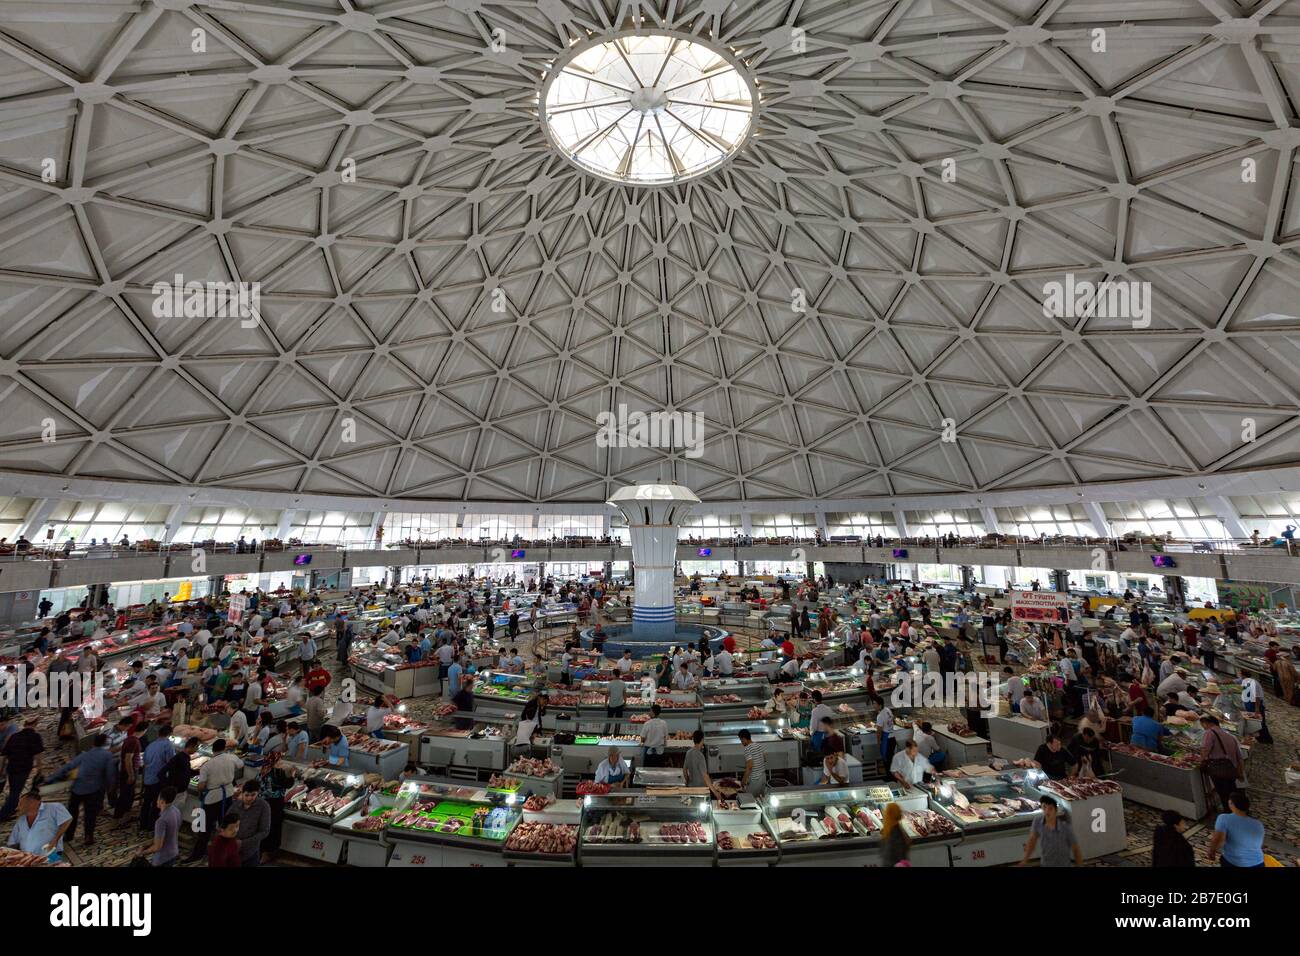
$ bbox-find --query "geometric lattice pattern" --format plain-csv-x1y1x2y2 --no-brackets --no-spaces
0,0,1298,504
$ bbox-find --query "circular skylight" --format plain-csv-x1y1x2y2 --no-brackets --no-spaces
540,32,756,185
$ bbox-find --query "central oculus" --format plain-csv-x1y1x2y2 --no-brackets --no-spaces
539,32,757,185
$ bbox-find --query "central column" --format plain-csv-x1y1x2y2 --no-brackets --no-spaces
606,483,700,643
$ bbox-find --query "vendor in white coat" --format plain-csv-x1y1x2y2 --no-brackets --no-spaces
594,746,630,789
890,739,935,791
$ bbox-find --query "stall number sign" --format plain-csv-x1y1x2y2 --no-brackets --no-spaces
227,595,247,625
311,839,324,851
1009,590,1068,623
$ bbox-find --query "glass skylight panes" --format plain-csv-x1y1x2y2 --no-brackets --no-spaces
543,33,754,185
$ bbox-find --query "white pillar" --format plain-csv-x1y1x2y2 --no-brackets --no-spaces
607,485,700,646
1204,495,1250,540
893,509,910,538
1082,500,1111,538
815,511,828,537
159,504,188,544
979,507,1000,533
275,510,295,540
740,513,753,536
17,498,55,540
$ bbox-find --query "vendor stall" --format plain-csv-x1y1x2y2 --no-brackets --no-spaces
988,714,1051,761
578,793,716,867
763,783,959,866
279,765,369,863
927,769,1043,866
385,778,521,867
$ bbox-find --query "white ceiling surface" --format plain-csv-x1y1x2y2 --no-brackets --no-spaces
1,0,1299,509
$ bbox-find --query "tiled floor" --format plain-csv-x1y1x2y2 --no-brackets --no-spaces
8,617,1297,867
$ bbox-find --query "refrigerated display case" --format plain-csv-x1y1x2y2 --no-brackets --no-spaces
763,783,958,866
702,717,801,774
472,671,538,717
700,676,772,719
714,800,780,866
797,667,869,707
384,778,522,867
1035,777,1127,859
417,715,511,771
347,645,439,698
578,793,716,866
279,764,369,863
306,731,409,779
925,770,1044,866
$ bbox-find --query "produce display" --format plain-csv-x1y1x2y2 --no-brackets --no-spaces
547,693,581,706
1039,778,1122,800
575,781,610,796
713,777,742,794
507,756,559,776
706,694,743,704
747,707,767,718
487,774,522,791
433,703,457,717
669,731,694,740
945,722,977,738
345,732,405,755
523,794,555,811
505,822,578,855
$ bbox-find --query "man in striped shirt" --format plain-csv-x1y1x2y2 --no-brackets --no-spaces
738,729,766,797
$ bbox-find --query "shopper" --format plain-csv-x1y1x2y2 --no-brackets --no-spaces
1021,795,1081,867
1151,810,1195,867
1206,791,1265,867
0,717,45,821
594,746,629,789
876,701,897,767
606,672,626,719
234,779,272,866
111,716,141,819
305,686,328,741
207,812,243,867
808,691,832,751
46,733,117,847
640,704,668,767
1199,715,1245,814
185,737,242,862
683,730,711,789
146,785,182,866
881,802,911,866
739,729,766,797
138,724,175,831
1129,702,1171,752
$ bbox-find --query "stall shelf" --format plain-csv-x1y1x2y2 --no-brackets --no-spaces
384,778,521,867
